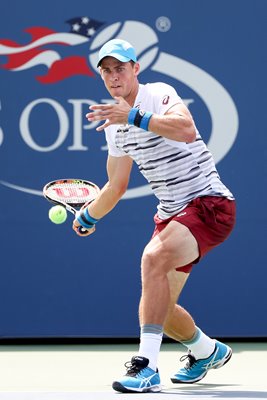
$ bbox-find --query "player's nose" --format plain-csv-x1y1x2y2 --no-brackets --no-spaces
110,71,119,81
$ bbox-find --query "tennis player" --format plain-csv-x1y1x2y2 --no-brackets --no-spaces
73,39,236,393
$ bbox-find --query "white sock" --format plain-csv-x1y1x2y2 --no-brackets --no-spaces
181,327,215,359
138,332,163,371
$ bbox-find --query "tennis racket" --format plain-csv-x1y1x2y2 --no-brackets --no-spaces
43,179,100,234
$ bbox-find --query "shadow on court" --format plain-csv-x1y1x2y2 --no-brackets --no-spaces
164,383,267,399
0,388,267,400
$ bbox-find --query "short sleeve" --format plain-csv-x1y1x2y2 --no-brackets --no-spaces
151,83,183,115
105,126,127,157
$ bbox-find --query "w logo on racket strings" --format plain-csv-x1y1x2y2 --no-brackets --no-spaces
0,17,104,84
52,187,91,200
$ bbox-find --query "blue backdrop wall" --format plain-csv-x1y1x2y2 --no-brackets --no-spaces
0,0,266,338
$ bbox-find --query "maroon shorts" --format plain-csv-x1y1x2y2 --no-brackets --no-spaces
152,196,236,274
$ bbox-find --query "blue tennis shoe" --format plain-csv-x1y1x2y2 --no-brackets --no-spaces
171,340,232,384
112,356,162,393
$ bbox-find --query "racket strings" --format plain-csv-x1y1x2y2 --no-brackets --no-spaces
46,182,99,205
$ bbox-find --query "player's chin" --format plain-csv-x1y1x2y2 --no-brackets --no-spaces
110,87,123,97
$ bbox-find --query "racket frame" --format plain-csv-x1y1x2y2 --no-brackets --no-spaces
43,178,100,233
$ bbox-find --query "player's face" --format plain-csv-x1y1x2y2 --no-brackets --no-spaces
100,57,140,105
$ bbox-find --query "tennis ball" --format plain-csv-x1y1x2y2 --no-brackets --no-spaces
48,205,67,224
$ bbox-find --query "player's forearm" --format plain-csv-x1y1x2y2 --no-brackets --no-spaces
86,181,125,220
148,113,196,143
127,105,196,143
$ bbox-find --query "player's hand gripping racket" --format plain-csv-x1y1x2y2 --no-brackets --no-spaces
43,179,100,235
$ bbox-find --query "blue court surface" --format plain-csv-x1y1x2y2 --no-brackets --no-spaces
0,342,266,399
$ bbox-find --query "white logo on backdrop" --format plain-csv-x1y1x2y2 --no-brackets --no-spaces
0,19,239,199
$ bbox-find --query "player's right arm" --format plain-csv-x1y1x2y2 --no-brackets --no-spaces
90,154,133,219
72,155,133,235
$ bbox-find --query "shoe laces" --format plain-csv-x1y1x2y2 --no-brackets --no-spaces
124,356,149,376
180,352,197,370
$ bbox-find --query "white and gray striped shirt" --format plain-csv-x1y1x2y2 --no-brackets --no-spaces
105,82,234,220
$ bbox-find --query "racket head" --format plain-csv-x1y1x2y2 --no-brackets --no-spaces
43,179,100,210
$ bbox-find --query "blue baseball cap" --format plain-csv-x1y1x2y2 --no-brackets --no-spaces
97,39,137,67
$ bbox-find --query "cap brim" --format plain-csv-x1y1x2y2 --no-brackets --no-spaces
97,53,132,67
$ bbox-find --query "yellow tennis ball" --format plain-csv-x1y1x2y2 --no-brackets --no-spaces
48,205,67,224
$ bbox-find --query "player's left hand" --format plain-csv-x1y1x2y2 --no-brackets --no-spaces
72,219,96,237
72,202,96,237
86,96,131,131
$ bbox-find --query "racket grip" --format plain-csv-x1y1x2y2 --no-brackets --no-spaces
75,210,95,235
78,226,89,235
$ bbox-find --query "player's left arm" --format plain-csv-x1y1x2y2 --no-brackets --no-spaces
86,96,196,143
148,102,196,143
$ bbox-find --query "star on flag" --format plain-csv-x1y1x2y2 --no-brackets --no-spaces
0,17,105,84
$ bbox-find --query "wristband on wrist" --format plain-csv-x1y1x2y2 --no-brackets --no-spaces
139,111,153,130
128,108,153,131
128,108,138,125
76,208,99,229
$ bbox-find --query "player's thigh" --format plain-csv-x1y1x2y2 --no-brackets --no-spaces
144,220,199,271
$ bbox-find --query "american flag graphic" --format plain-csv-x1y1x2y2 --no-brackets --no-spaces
0,17,105,84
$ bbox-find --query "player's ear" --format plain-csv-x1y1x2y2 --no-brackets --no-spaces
99,67,105,80
133,62,140,77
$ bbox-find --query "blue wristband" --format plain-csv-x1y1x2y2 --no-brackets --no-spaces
83,207,99,224
128,108,138,125
139,111,153,130
77,208,99,229
128,108,153,131
76,213,94,229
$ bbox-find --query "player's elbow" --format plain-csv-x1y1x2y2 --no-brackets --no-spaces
115,184,128,198
179,116,197,142
173,116,197,143
185,125,197,143
109,181,128,199
173,124,196,143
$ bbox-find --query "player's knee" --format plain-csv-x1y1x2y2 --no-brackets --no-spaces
141,244,169,278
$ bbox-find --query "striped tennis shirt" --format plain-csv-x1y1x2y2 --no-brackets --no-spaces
105,82,234,220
